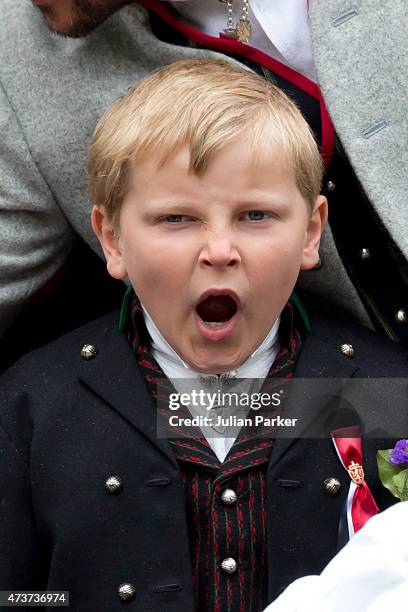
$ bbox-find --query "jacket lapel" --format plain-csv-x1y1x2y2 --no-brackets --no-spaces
77,312,178,468
268,321,360,469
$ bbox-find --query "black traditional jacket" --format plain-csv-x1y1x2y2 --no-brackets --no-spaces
0,309,407,611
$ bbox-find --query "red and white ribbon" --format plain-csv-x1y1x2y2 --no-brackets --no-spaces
331,426,379,537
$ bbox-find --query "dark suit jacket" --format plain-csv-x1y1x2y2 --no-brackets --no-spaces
0,310,407,611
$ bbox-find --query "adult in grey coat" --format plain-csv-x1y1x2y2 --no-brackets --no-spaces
0,0,406,344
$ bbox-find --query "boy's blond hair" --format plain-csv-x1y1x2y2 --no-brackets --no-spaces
88,59,323,229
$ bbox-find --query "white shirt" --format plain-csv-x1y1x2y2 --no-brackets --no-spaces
167,0,317,82
141,303,280,461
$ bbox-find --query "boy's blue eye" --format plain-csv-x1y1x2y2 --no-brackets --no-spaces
246,211,267,221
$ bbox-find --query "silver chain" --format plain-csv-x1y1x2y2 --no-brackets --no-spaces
220,0,252,42
241,0,249,22
227,0,234,31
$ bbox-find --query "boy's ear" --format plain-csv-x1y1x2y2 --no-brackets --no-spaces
91,205,128,280
300,195,328,270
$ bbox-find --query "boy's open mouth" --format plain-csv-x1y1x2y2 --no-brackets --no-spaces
196,294,238,326
194,291,240,342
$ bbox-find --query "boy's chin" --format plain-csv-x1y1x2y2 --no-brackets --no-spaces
184,347,248,375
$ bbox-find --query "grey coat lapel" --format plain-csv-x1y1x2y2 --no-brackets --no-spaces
310,0,408,258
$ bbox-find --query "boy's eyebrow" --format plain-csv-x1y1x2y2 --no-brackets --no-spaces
141,197,196,209
140,199,197,221
236,195,290,208
142,193,288,211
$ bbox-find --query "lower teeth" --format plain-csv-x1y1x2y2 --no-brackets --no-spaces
205,321,228,328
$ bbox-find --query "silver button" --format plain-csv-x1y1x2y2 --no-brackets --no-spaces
323,477,341,495
326,180,336,192
81,344,98,360
358,248,371,261
395,309,407,324
105,475,123,495
118,582,136,601
118,583,136,602
339,343,354,358
221,558,237,574
221,489,238,505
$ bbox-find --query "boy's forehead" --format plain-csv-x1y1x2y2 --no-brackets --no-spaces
129,139,296,192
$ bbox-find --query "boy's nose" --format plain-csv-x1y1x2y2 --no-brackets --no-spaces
199,230,241,269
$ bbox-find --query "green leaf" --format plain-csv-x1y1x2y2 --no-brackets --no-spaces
376,449,405,499
393,468,408,502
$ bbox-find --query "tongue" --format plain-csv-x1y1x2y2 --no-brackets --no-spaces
196,295,237,322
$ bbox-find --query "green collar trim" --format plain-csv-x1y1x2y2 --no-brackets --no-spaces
290,290,311,332
118,285,134,333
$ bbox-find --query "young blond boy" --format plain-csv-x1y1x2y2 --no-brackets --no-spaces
0,60,406,611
